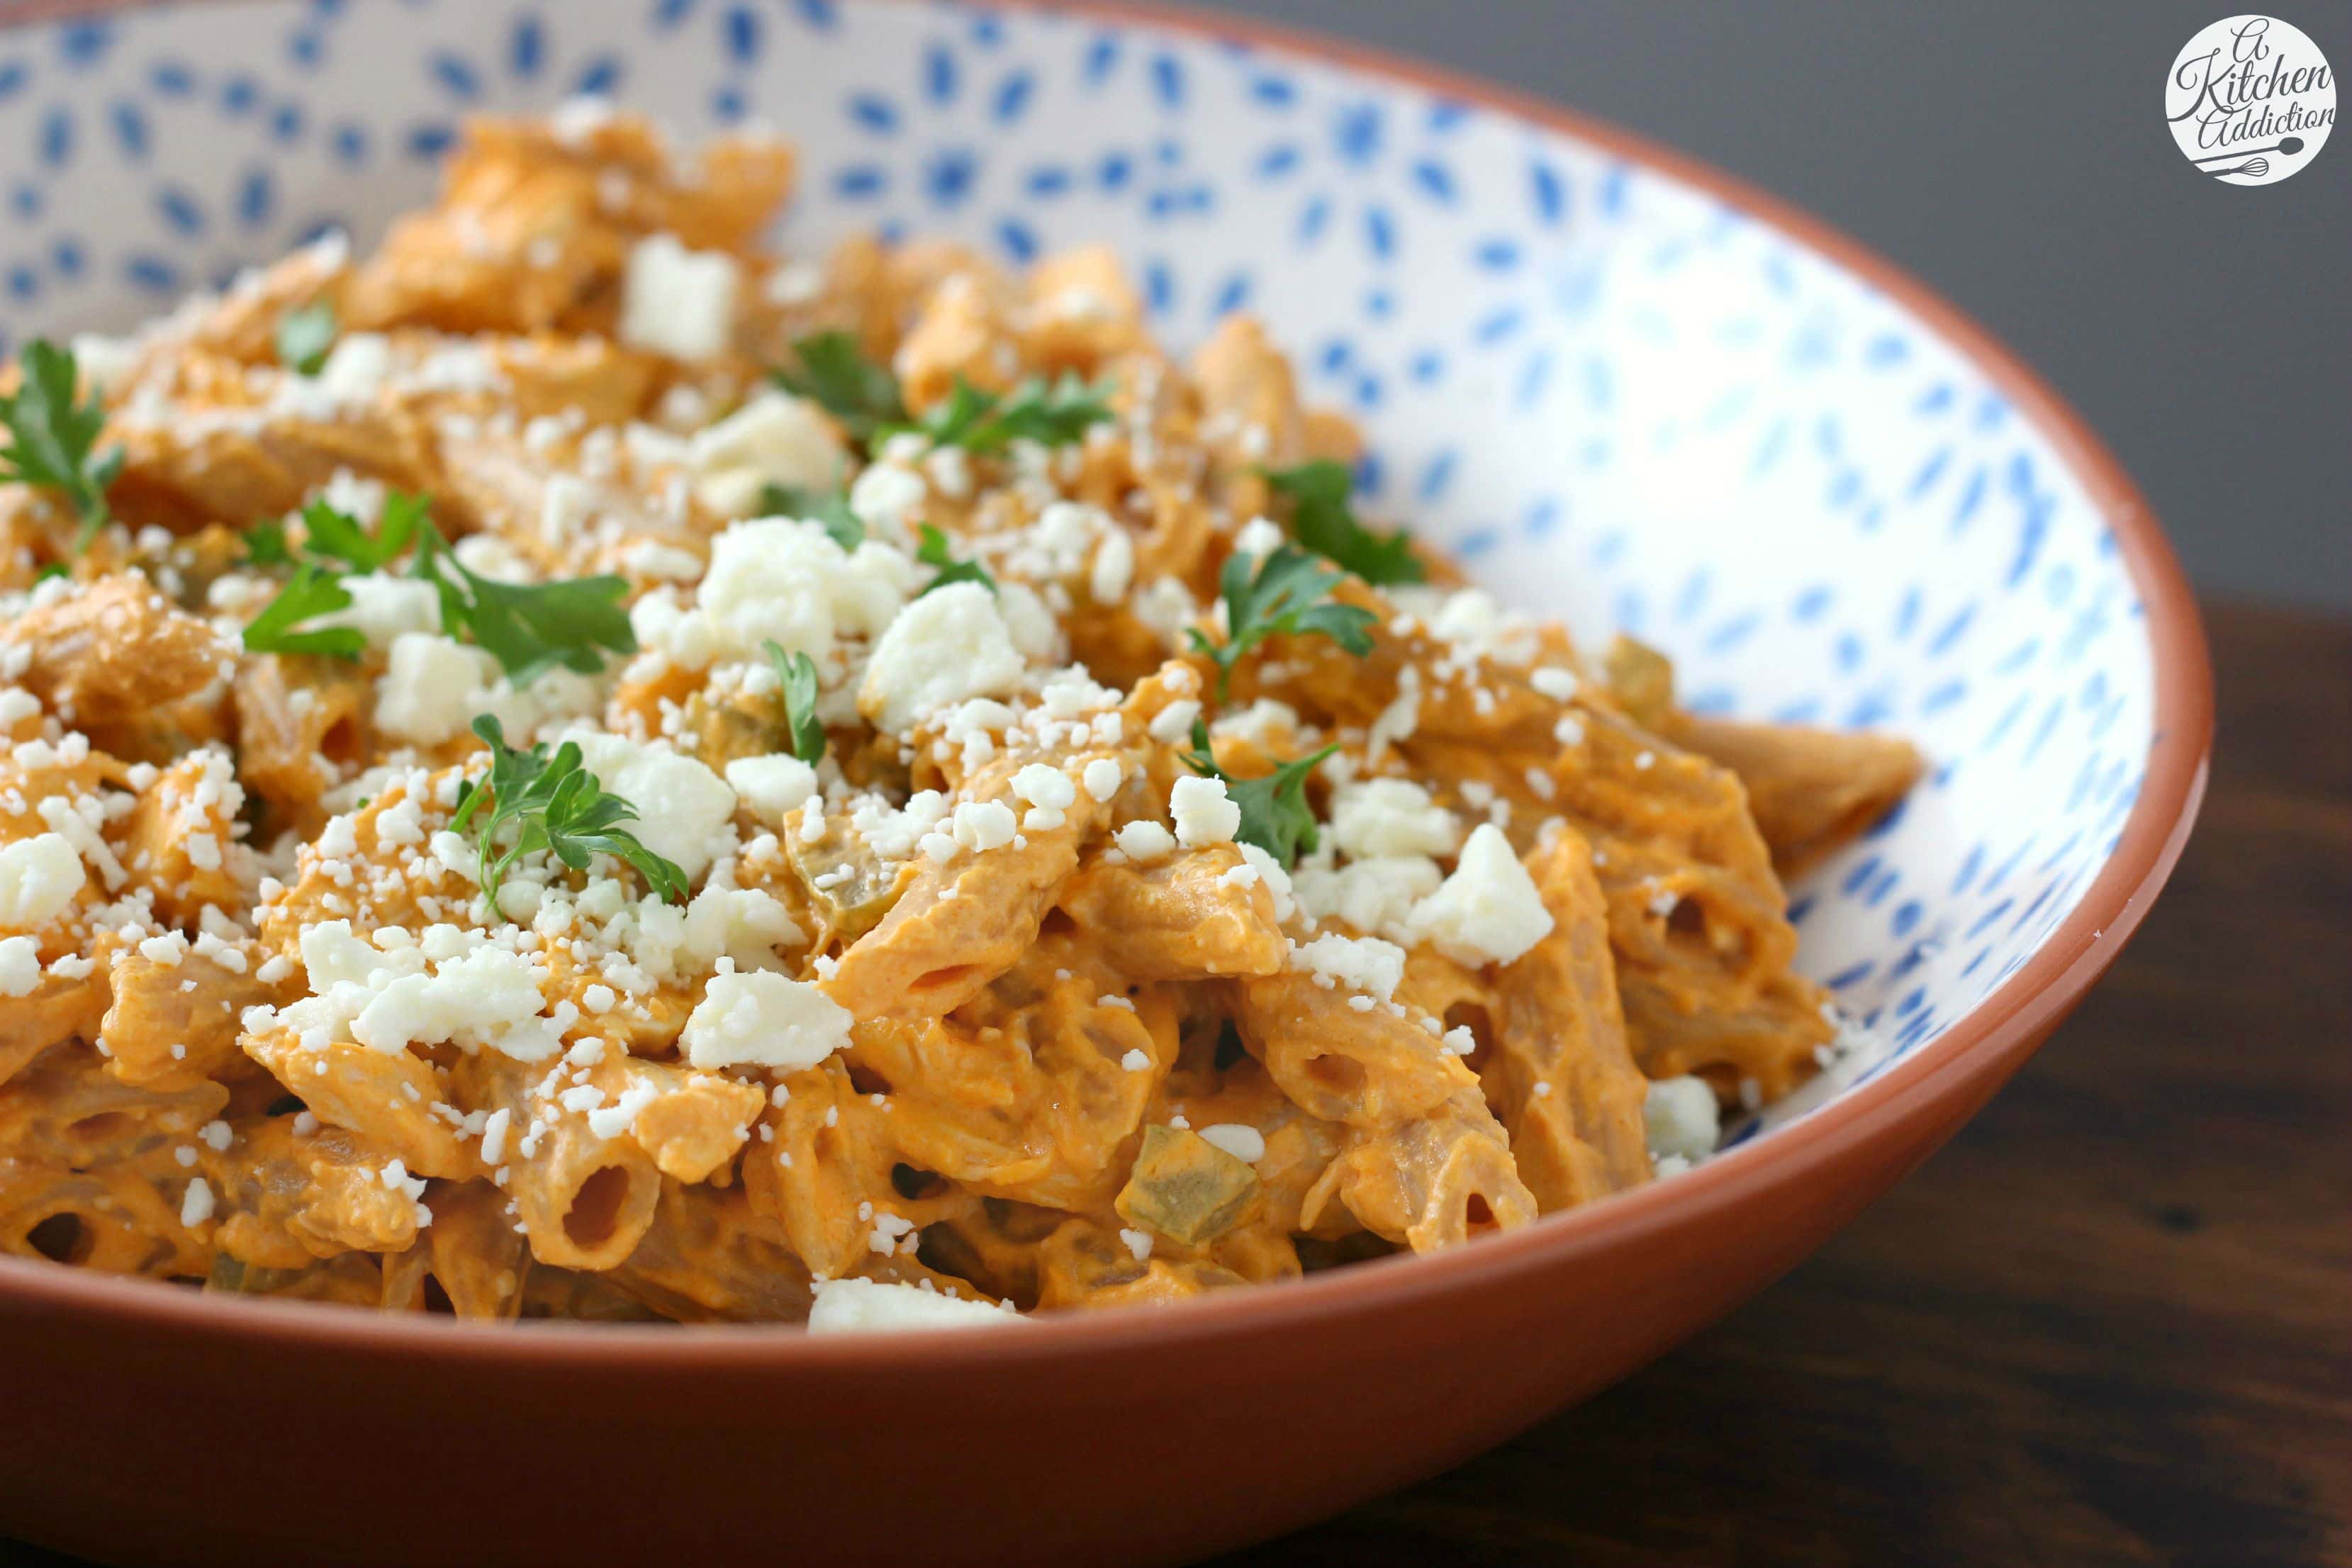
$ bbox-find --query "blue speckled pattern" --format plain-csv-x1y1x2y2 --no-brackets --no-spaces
0,0,2156,1151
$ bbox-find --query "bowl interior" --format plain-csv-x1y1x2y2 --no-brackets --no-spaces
0,0,2156,1155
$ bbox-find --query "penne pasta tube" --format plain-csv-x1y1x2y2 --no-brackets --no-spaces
1672,715,1926,878
449,1053,660,1272
1488,830,1655,1209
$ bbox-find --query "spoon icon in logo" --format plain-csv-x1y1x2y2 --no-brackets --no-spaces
2192,135,2305,164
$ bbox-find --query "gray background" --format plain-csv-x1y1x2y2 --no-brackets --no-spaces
1230,0,2352,609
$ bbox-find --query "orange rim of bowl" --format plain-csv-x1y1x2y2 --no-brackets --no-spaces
0,0,2214,1372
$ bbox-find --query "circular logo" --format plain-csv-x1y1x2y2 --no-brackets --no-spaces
2166,15,2336,184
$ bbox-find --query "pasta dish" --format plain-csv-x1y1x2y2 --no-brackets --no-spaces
0,106,1920,1329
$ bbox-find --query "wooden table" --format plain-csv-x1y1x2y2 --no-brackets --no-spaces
6,602,2346,1568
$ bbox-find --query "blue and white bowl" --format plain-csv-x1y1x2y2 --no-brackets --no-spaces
0,4,2212,1566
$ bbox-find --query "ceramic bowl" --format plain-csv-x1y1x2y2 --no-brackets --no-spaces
0,1,2211,1564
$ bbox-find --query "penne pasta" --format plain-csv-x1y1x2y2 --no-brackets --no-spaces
0,102,1915,1323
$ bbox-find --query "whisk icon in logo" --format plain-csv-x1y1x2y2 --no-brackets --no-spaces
2167,15,2335,184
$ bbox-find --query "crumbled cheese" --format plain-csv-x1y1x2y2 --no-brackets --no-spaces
178,1177,215,1228
1113,820,1176,863
276,920,573,1063
806,1276,1022,1333
373,634,498,746
619,232,740,361
1290,932,1406,1002
950,800,1019,853
479,1107,513,1166
1530,666,1579,701
1407,824,1555,967
1012,763,1077,814
1291,855,1440,942
691,390,846,517
1328,778,1460,861
314,332,391,403
1118,1227,1154,1261
1232,515,1284,558
586,1080,662,1141
724,754,820,827
314,573,442,649
0,935,41,997
681,970,851,1070
1169,775,1238,849
1080,758,1124,802
674,517,914,668
0,832,86,930
847,462,927,546
858,581,1025,734
623,883,803,984
1197,1123,1267,1163
1644,1076,1720,1163
1236,844,1294,921
1146,700,1201,745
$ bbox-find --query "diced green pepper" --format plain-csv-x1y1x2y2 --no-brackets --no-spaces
1115,1124,1261,1245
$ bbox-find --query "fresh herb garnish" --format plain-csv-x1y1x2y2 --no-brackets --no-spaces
239,564,366,659
763,639,827,765
299,489,427,572
1186,543,1377,701
771,332,1110,459
758,481,865,551
239,492,633,681
1181,718,1338,871
32,562,69,585
1263,459,1424,587
413,525,634,684
275,299,338,376
771,330,907,447
909,373,1112,455
449,715,688,907
916,524,996,596
242,517,294,567
1,338,124,551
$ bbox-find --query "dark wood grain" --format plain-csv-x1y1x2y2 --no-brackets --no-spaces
4,601,2344,1568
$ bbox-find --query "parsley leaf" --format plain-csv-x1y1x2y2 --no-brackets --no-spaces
763,639,827,764
240,491,634,680
240,564,366,659
460,572,637,684
1181,718,1338,871
758,481,865,551
450,715,688,907
242,517,294,567
916,524,996,596
33,562,69,585
910,373,1112,455
772,330,906,447
413,525,634,685
1263,459,1424,586
299,488,427,572
1186,543,1377,701
1,338,124,550
276,299,338,376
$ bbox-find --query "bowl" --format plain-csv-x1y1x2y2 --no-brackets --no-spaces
0,1,2212,1564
